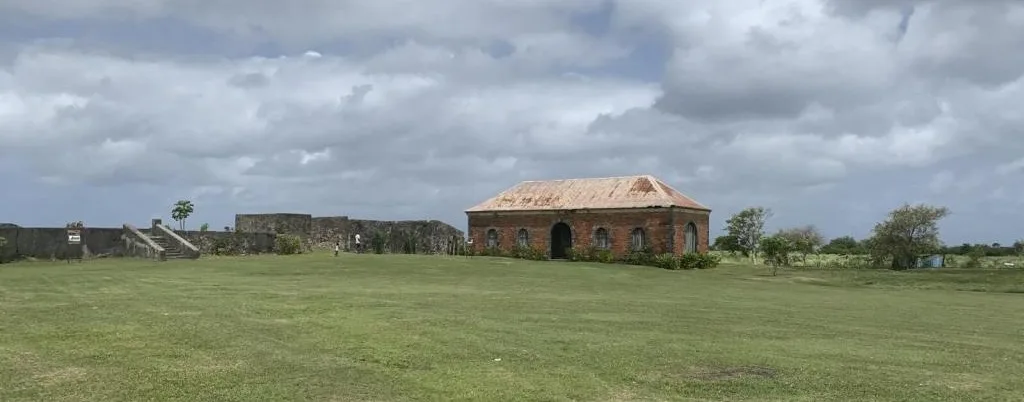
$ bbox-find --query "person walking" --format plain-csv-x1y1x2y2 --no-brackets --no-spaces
334,241,340,257
354,233,362,253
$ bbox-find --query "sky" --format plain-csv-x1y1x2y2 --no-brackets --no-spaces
1,0,1023,245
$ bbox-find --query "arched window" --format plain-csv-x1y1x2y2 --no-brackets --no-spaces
593,227,610,249
517,229,529,247
685,222,698,253
486,229,498,248
630,228,646,250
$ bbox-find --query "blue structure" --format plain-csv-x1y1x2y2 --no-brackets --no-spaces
916,254,944,269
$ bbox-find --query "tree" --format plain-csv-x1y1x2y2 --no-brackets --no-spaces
776,225,824,264
724,207,771,262
866,203,950,270
820,236,862,255
759,235,793,275
199,223,210,232
171,200,195,231
0,236,6,264
712,234,744,255
1014,240,1024,256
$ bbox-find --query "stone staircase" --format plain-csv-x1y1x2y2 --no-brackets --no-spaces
148,235,189,260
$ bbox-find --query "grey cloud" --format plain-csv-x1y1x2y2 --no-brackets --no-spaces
3,0,1024,244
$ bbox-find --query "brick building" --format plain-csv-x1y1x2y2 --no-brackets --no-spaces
465,175,711,259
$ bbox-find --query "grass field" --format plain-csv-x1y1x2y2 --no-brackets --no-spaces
2,254,1023,401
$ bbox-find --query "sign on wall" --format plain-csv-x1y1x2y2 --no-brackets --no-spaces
67,229,81,245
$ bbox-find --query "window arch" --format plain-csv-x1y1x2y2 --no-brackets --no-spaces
486,229,498,248
517,228,529,247
593,227,610,249
685,222,698,253
630,228,646,250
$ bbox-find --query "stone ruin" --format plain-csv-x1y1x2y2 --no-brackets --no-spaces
234,213,465,254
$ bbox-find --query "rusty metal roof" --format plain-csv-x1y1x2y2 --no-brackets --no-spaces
465,175,710,212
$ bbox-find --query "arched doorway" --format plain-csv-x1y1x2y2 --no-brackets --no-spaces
685,222,698,253
550,222,572,259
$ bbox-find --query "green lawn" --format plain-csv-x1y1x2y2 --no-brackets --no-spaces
1,254,1023,401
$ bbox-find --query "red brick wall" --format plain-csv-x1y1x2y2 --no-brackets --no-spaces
672,209,711,256
466,208,710,258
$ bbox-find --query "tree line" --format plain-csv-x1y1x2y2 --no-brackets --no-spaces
712,203,1024,271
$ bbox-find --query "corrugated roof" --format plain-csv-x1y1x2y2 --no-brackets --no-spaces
465,175,710,212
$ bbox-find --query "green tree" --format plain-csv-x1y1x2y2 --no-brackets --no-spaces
776,225,824,264
759,235,793,276
866,203,950,270
171,200,195,231
1014,240,1024,256
712,234,744,255
199,223,210,232
820,236,862,255
724,207,771,262
0,236,6,264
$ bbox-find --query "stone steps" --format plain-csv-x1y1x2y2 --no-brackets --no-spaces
149,235,189,260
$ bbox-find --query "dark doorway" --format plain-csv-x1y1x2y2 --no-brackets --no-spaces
550,222,572,259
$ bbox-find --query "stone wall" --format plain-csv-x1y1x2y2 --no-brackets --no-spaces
234,214,312,236
316,218,465,254
0,227,127,262
175,230,276,255
233,213,465,254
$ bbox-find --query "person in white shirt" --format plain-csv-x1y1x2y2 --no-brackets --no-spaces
354,233,362,253
334,241,340,257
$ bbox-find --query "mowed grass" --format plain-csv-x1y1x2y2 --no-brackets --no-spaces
1,254,1023,401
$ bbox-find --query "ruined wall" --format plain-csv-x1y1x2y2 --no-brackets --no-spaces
311,216,464,254
0,227,127,262
234,214,312,236
311,216,350,247
176,230,276,255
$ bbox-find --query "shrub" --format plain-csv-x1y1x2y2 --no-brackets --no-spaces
965,247,986,268
512,245,547,260
274,234,303,255
479,247,505,257
652,252,721,270
654,253,681,270
593,248,615,263
208,233,261,256
688,252,721,269
622,245,655,266
370,231,387,254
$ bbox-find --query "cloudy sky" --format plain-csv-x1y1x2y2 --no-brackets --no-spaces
1,0,1022,245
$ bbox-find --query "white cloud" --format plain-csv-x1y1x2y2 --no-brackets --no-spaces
1,0,1024,243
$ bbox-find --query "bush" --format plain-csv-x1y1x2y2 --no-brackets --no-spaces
274,234,303,255
210,235,241,256
593,249,615,263
622,246,656,266
654,253,681,270
652,252,721,270
479,247,504,257
370,231,387,254
965,248,986,268
512,245,547,260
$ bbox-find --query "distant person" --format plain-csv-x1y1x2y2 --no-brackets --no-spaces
354,233,362,253
334,241,340,257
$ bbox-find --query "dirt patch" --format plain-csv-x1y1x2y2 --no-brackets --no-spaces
690,366,778,382
33,367,87,386
926,373,988,391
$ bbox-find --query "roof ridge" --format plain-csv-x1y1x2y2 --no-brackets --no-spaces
653,177,711,210
644,175,673,201
519,174,650,183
